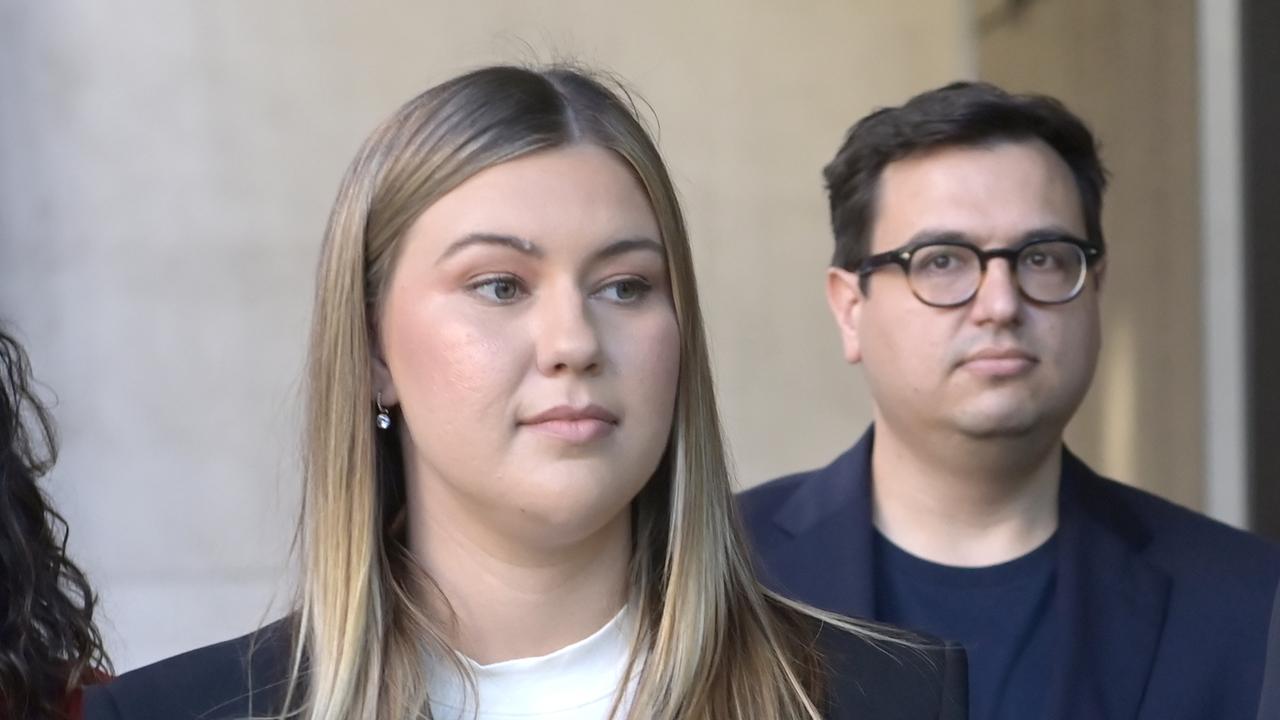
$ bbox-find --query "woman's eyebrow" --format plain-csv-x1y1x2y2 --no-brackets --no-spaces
590,237,665,263
436,233,543,264
436,234,663,265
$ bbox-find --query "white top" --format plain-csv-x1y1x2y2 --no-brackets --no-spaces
426,608,638,720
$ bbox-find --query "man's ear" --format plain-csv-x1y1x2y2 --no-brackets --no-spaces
1092,258,1107,295
826,267,865,364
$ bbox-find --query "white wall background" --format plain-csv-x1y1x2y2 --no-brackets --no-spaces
0,0,973,671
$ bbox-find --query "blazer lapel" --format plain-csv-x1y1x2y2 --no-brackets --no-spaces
762,427,878,620
1046,451,1171,720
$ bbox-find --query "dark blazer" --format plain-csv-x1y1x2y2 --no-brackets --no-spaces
1260,581,1280,720
85,620,295,720
84,615,967,719
739,426,1280,720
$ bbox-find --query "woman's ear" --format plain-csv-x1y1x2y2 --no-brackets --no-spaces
372,359,398,405
826,267,865,365
370,327,399,405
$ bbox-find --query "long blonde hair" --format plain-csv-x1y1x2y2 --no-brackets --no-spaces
282,64,870,720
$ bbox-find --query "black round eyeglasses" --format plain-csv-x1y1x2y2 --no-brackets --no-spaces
855,235,1105,307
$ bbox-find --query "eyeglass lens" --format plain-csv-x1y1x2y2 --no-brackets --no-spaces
906,241,1087,306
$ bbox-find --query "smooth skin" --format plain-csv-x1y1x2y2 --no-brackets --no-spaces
374,144,680,663
826,139,1104,567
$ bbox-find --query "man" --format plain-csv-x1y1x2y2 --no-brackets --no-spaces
739,82,1280,720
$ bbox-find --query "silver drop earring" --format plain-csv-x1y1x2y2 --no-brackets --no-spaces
375,392,392,430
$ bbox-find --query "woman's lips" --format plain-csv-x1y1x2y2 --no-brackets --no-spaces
523,417,616,443
519,404,619,443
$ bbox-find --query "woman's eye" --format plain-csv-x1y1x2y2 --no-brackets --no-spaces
597,278,652,303
469,276,525,303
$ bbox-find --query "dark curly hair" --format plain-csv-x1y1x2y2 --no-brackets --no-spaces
0,325,111,719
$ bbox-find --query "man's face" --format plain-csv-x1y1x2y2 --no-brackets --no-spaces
826,139,1103,441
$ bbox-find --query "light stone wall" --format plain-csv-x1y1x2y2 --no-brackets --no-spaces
0,1,973,671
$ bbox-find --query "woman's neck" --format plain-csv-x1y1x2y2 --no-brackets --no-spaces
407,482,631,665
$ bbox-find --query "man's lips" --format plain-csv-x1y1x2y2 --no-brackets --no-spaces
957,347,1039,377
519,405,619,443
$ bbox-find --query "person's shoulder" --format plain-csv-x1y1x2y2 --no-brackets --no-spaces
818,621,967,720
737,467,817,524
1082,471,1280,585
738,430,874,526
84,619,295,720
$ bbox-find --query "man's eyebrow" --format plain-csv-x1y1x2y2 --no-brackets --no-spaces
904,229,972,248
1019,227,1087,244
436,233,543,264
903,227,1086,249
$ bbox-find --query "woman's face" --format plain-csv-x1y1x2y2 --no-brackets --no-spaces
376,144,681,549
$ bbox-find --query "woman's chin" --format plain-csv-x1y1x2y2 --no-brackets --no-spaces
496,486,638,550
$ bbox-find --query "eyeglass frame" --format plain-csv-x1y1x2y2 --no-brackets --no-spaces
853,232,1106,308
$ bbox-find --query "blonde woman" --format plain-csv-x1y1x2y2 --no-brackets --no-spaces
85,65,966,720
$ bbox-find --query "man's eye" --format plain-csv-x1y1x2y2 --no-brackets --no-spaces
1021,247,1072,272
597,278,652,303
1024,251,1051,268
915,249,969,273
470,277,524,302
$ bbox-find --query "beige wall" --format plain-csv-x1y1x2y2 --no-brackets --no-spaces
0,1,972,671
976,0,1204,510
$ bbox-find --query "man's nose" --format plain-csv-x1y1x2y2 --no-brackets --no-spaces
968,258,1023,326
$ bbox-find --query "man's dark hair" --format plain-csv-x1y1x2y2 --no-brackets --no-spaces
824,81,1108,270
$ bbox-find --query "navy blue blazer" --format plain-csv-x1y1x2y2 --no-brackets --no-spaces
739,427,1280,720
1259,582,1280,720
84,615,967,719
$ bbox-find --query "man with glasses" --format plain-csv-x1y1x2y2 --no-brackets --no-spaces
740,82,1280,720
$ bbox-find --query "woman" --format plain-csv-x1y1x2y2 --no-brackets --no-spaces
85,65,966,719
1,326,112,719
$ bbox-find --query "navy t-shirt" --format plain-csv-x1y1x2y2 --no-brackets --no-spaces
873,530,1057,720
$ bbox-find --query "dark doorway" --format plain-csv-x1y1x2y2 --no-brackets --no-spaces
1244,0,1280,539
